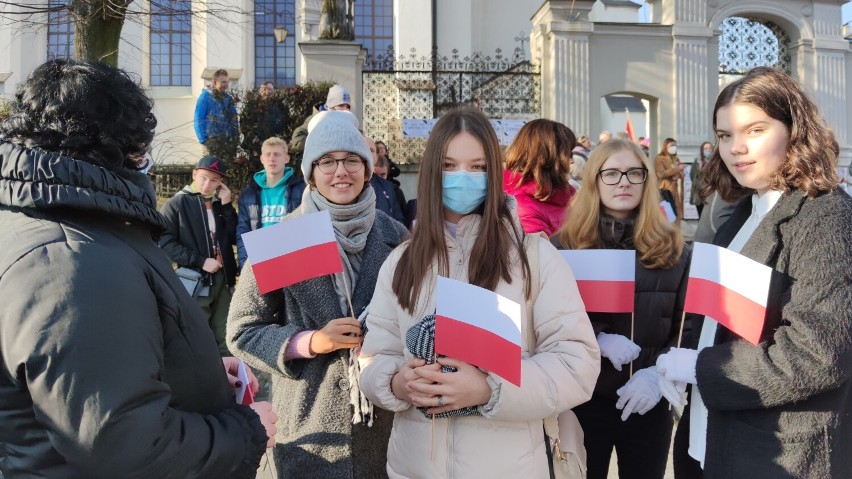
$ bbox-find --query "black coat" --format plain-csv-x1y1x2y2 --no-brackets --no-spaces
0,142,267,477
697,189,852,478
370,175,407,226
159,186,239,287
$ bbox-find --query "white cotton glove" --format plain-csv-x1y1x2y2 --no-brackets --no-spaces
615,366,661,421
658,374,688,409
656,347,698,384
596,332,641,371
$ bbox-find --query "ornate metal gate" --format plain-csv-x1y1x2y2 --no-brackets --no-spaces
362,47,540,163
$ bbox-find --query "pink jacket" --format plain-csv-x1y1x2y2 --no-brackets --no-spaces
503,170,575,236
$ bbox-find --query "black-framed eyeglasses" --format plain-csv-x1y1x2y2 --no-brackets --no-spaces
598,167,648,185
313,155,365,175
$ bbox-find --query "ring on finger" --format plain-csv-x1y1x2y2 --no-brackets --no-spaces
437,395,444,407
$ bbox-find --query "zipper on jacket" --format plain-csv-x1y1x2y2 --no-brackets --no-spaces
196,196,213,261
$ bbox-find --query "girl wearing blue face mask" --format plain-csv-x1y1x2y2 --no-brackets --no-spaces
690,141,713,218
359,107,600,478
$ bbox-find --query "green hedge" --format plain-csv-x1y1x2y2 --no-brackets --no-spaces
205,80,334,194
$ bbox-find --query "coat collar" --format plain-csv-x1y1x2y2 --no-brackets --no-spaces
713,190,806,265
0,141,168,231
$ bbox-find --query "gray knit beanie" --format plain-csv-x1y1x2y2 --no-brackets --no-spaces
302,110,373,179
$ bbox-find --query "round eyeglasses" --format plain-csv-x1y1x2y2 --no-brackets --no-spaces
313,155,365,175
598,167,648,185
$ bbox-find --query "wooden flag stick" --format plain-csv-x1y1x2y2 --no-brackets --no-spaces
676,310,687,348
338,271,356,318
668,310,689,412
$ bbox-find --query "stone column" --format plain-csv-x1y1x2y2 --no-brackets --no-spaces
299,40,367,120
670,0,713,157
672,34,714,149
814,49,848,145
531,1,594,136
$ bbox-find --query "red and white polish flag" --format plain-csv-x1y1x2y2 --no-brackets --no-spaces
685,242,772,345
434,276,523,387
236,360,254,406
242,210,343,294
559,250,636,313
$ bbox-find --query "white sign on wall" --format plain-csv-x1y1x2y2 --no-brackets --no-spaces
402,119,438,138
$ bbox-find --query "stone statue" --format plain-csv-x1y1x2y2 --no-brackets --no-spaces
319,0,355,40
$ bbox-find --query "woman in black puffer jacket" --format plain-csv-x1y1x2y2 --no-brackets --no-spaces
553,139,692,479
0,60,275,478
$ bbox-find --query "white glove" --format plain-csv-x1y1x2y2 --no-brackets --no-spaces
658,374,688,409
656,347,698,384
596,332,641,371
615,366,661,421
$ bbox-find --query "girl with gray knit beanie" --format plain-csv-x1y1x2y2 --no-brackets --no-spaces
227,110,409,478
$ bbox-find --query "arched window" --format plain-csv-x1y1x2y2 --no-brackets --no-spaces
150,1,192,86
255,0,296,87
47,0,74,60
718,17,791,75
356,0,393,60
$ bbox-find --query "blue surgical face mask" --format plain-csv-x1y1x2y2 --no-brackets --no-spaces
702,150,712,159
442,170,487,215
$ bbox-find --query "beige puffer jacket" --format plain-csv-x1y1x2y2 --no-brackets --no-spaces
359,212,600,479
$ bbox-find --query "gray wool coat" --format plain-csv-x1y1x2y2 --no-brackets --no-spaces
227,210,408,478
695,188,852,478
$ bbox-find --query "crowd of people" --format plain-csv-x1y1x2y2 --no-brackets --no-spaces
0,59,850,479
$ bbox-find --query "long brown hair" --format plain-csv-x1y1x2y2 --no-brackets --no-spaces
392,108,530,313
504,119,575,200
557,139,683,269
702,66,840,202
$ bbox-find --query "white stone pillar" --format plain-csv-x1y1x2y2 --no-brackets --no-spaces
297,0,323,82
672,35,713,150
299,40,367,120
814,50,848,145
549,33,591,136
531,0,594,135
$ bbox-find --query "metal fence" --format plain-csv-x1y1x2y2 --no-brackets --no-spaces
362,46,540,163
150,164,193,199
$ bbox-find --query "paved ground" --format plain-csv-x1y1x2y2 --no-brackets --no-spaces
254,422,680,478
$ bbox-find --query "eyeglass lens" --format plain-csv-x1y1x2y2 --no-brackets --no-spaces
316,156,364,174
599,168,647,185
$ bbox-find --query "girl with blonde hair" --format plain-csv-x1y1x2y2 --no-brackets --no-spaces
554,139,692,479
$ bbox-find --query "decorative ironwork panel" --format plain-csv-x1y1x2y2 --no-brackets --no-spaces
719,17,791,75
362,46,539,163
